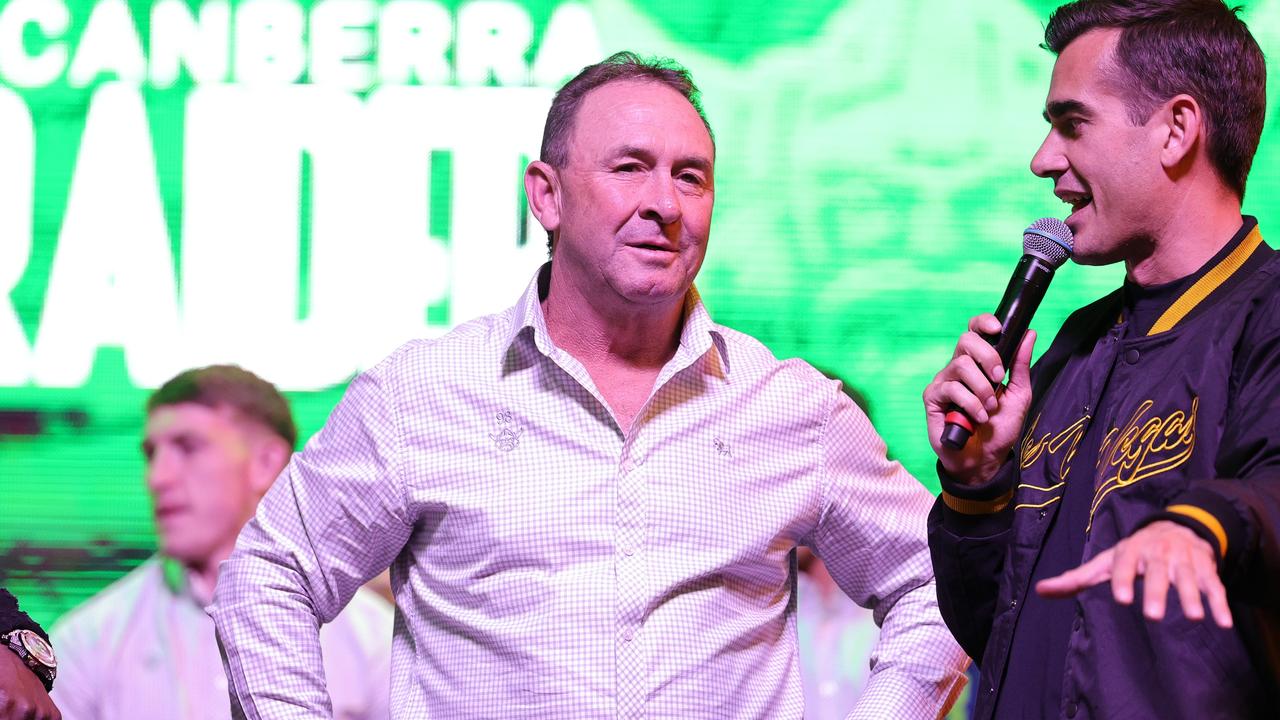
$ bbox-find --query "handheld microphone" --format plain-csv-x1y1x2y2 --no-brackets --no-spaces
940,218,1074,450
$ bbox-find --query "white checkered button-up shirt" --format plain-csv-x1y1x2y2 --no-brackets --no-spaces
211,266,968,719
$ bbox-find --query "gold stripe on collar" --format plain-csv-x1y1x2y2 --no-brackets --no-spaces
1148,226,1264,335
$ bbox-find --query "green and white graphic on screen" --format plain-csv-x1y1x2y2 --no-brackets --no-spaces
6,0,1280,626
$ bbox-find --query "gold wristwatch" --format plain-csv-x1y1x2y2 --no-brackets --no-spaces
2,628,57,691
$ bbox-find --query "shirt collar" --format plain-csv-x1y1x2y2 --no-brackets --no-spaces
502,263,729,376
675,284,729,377
502,263,555,359
1122,216,1269,336
161,555,214,608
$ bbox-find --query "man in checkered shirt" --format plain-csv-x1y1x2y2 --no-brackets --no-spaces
210,52,968,719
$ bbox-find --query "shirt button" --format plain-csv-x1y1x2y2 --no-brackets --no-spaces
622,460,636,474
621,544,634,556
623,628,635,642
1124,349,1140,364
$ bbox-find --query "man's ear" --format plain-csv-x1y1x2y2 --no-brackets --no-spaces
1159,94,1203,171
525,160,561,235
248,434,291,496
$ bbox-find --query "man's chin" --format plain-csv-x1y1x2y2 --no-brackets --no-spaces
624,283,690,306
157,539,202,567
1064,232,1117,267
1069,252,1110,267
612,273,693,304
1069,245,1129,268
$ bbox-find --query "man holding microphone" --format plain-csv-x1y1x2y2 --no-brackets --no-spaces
924,1,1280,718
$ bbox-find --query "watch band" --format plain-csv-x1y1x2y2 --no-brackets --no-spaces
2,629,57,692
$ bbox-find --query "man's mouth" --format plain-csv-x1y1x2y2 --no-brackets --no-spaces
628,241,675,252
154,504,186,521
1058,191,1093,213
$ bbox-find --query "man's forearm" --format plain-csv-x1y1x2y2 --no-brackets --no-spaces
210,542,333,719
851,579,969,720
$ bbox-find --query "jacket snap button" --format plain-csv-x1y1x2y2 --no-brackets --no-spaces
1066,701,1079,718
1124,348,1140,364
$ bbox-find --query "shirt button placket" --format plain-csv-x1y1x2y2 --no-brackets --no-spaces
616,447,648,720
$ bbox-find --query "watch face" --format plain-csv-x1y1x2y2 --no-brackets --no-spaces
16,630,57,668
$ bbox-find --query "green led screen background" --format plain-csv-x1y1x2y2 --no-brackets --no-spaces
6,0,1280,628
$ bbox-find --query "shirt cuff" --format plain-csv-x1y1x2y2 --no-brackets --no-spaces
1138,488,1248,575
936,460,1017,537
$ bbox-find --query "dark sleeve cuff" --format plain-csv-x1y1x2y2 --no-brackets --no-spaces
0,589,48,641
936,460,1018,537
1138,488,1249,576
0,589,54,691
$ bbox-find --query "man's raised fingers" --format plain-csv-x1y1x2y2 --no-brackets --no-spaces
1141,555,1171,621
1171,556,1206,621
1037,551,1113,598
1109,543,1140,605
1194,552,1234,629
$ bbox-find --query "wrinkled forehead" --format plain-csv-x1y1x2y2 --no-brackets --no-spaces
567,79,715,160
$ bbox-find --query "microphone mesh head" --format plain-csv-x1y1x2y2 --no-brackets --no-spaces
1023,217,1074,268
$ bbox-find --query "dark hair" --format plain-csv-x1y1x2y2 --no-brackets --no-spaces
147,365,297,449
538,51,714,252
1043,0,1266,199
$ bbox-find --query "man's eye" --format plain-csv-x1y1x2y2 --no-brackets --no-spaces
616,163,643,173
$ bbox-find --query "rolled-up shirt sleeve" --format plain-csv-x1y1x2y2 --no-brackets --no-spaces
808,388,969,720
210,356,414,719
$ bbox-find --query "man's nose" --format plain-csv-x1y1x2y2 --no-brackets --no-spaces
639,173,681,224
145,449,178,492
1030,133,1067,179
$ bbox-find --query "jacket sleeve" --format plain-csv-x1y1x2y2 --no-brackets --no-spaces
926,461,1017,665
1139,287,1280,592
1127,283,1280,698
924,293,1111,666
